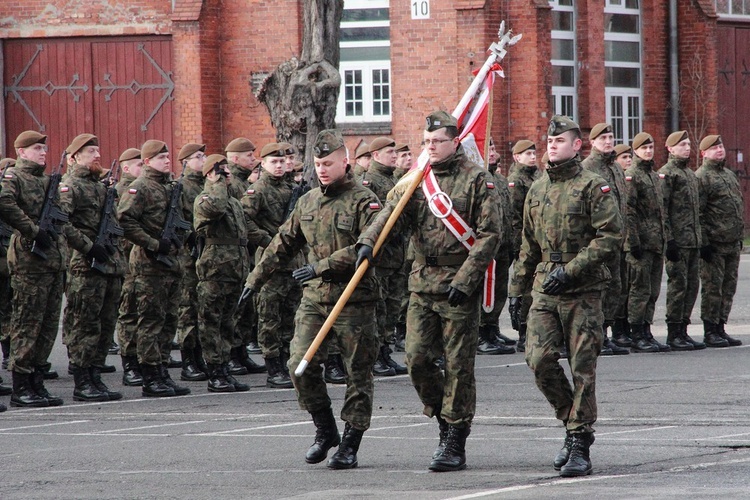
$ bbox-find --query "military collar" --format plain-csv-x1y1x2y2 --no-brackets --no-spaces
260,168,286,185
633,156,655,172
667,154,690,169
369,161,394,177
13,158,46,176
590,148,617,165
186,169,204,182
430,145,464,174
68,163,101,180
229,162,251,182
546,156,581,182
702,159,726,171
320,172,355,197
120,172,137,184
487,162,498,174
142,165,171,182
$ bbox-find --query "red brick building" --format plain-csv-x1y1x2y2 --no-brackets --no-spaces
0,1,747,216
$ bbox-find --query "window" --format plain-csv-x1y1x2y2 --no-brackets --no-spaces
604,0,642,145
549,0,577,121
337,0,391,123
715,0,750,16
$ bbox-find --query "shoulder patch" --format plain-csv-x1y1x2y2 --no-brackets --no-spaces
362,180,370,186
4,173,13,179
60,186,70,193
369,202,381,210
486,181,495,189
201,196,209,201
508,182,515,188
600,185,611,193
246,189,255,195
658,173,665,179
128,188,138,194
300,215,314,221
625,176,632,182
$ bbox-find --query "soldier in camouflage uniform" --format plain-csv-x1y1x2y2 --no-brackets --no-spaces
614,144,632,171
394,143,413,181
0,131,67,408
581,123,630,355
193,154,252,393
116,140,191,398
612,144,633,345
507,139,539,351
174,143,208,381
358,111,501,472
392,143,414,351
0,158,15,375
658,131,706,351
624,132,670,353
58,134,125,402
241,143,305,389
352,141,371,180
360,136,406,376
243,129,381,470
696,135,744,347
509,116,622,477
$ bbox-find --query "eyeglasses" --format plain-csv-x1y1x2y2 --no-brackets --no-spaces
423,138,452,146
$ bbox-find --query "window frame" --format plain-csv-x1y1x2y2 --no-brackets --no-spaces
549,0,578,121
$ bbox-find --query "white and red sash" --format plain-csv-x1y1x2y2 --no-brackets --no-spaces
421,165,496,312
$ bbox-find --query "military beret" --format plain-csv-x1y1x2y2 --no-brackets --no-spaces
260,143,285,158
395,143,410,153
699,134,722,152
541,152,549,164
0,158,16,171
512,140,535,155
141,140,169,160
354,142,371,159
202,154,227,176
547,116,580,137
631,132,654,150
277,142,296,156
14,130,47,149
118,148,141,163
251,158,261,169
225,137,256,153
425,111,457,132
293,160,304,172
67,134,99,156
313,129,344,158
665,131,688,148
369,137,396,153
589,123,613,141
177,143,206,162
614,144,632,157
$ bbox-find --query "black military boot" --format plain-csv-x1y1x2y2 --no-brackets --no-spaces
432,415,449,460
559,432,595,477
666,322,694,351
159,364,191,396
237,346,267,374
32,366,63,406
324,354,347,384
553,431,574,470
327,422,364,470
71,365,108,402
222,363,250,392
600,323,629,356
494,326,517,346
630,323,659,353
167,355,182,369
703,321,729,348
477,325,515,355
681,322,705,350
0,375,12,396
39,362,59,380
516,324,527,353
394,322,407,352
265,356,294,389
227,346,249,375
194,344,209,375
0,400,5,412
306,407,341,464
611,318,633,348
121,355,143,386
246,323,261,354
108,341,120,355
140,364,175,397
89,366,123,401
717,320,742,346
381,344,408,374
206,363,235,393
429,424,470,472
180,349,208,381
1,337,9,369
372,346,396,377
644,323,671,352
10,371,48,407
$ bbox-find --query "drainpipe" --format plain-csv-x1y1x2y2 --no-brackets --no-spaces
669,0,679,131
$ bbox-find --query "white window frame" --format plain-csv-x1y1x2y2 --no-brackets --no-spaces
714,0,750,18
549,0,577,121
606,90,641,145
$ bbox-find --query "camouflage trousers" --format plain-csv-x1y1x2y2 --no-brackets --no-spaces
232,290,256,348
134,272,180,366
9,272,64,375
509,260,533,326
116,271,138,357
526,290,602,433
257,271,301,359
64,272,123,368
176,261,199,350
602,248,624,322
0,274,12,342
396,256,413,324
406,291,479,426
288,296,378,431
665,247,700,324
197,279,238,364
480,248,510,328
375,267,404,345
700,242,741,324
615,252,629,320
626,250,663,326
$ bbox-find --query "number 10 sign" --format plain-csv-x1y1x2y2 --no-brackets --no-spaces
411,0,430,19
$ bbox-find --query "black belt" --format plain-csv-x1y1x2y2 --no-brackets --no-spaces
204,238,248,246
320,270,355,283
414,253,467,267
541,251,578,263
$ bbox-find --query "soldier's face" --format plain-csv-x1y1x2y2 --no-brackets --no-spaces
186,151,206,173
424,129,459,164
487,144,499,165
592,133,615,154
616,153,632,170
18,143,47,165
262,156,286,178
285,155,296,173
514,149,536,167
123,158,144,177
668,139,691,159
356,154,371,168
373,146,397,168
314,148,347,186
235,150,257,169
396,150,413,169
146,152,171,173
546,132,581,163
635,144,654,161
249,167,260,184
75,145,102,173
702,143,726,161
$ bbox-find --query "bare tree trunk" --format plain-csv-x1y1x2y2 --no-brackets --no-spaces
255,0,343,184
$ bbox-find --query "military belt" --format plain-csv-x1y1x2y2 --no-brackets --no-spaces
414,253,468,267
541,251,578,263
320,270,354,283
204,238,248,246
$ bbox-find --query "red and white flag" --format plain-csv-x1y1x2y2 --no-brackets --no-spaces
457,63,504,166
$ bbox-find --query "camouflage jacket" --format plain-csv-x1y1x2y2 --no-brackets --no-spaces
582,148,627,237
227,162,252,200
241,169,304,271
116,165,182,276
58,163,127,276
488,163,511,251
358,146,501,297
658,155,702,249
696,159,744,245
507,162,539,255
245,172,381,304
178,170,204,267
624,157,667,253
193,178,251,283
359,160,404,269
509,158,622,296
0,158,68,273
115,173,137,264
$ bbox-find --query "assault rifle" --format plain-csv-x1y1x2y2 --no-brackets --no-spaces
285,179,311,221
31,151,69,259
91,159,125,273
154,160,191,268
0,161,15,251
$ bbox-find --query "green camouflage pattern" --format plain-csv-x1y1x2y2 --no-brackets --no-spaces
115,173,138,357
256,271,301,358
665,247,700,323
176,170,203,350
196,279,236,364
507,162,539,255
659,155,702,248
133,272,180,366
359,160,405,270
626,250,663,325
700,242,741,324
227,162,252,200
696,159,744,245
481,166,512,326
623,157,668,253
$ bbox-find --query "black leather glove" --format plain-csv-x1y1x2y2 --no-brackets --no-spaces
700,245,714,263
630,245,643,259
186,231,197,249
157,238,172,255
86,243,109,262
665,240,680,262
33,228,53,250
292,264,317,284
447,286,468,307
541,266,570,296
508,296,522,331
355,244,374,269
238,286,255,306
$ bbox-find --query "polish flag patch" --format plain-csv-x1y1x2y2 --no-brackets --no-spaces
246,189,255,195
4,174,13,179
60,186,69,193
625,176,633,182
486,181,495,189
658,173,666,179
508,182,515,188
128,188,137,194
600,185,611,193
369,202,381,210
362,180,370,186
